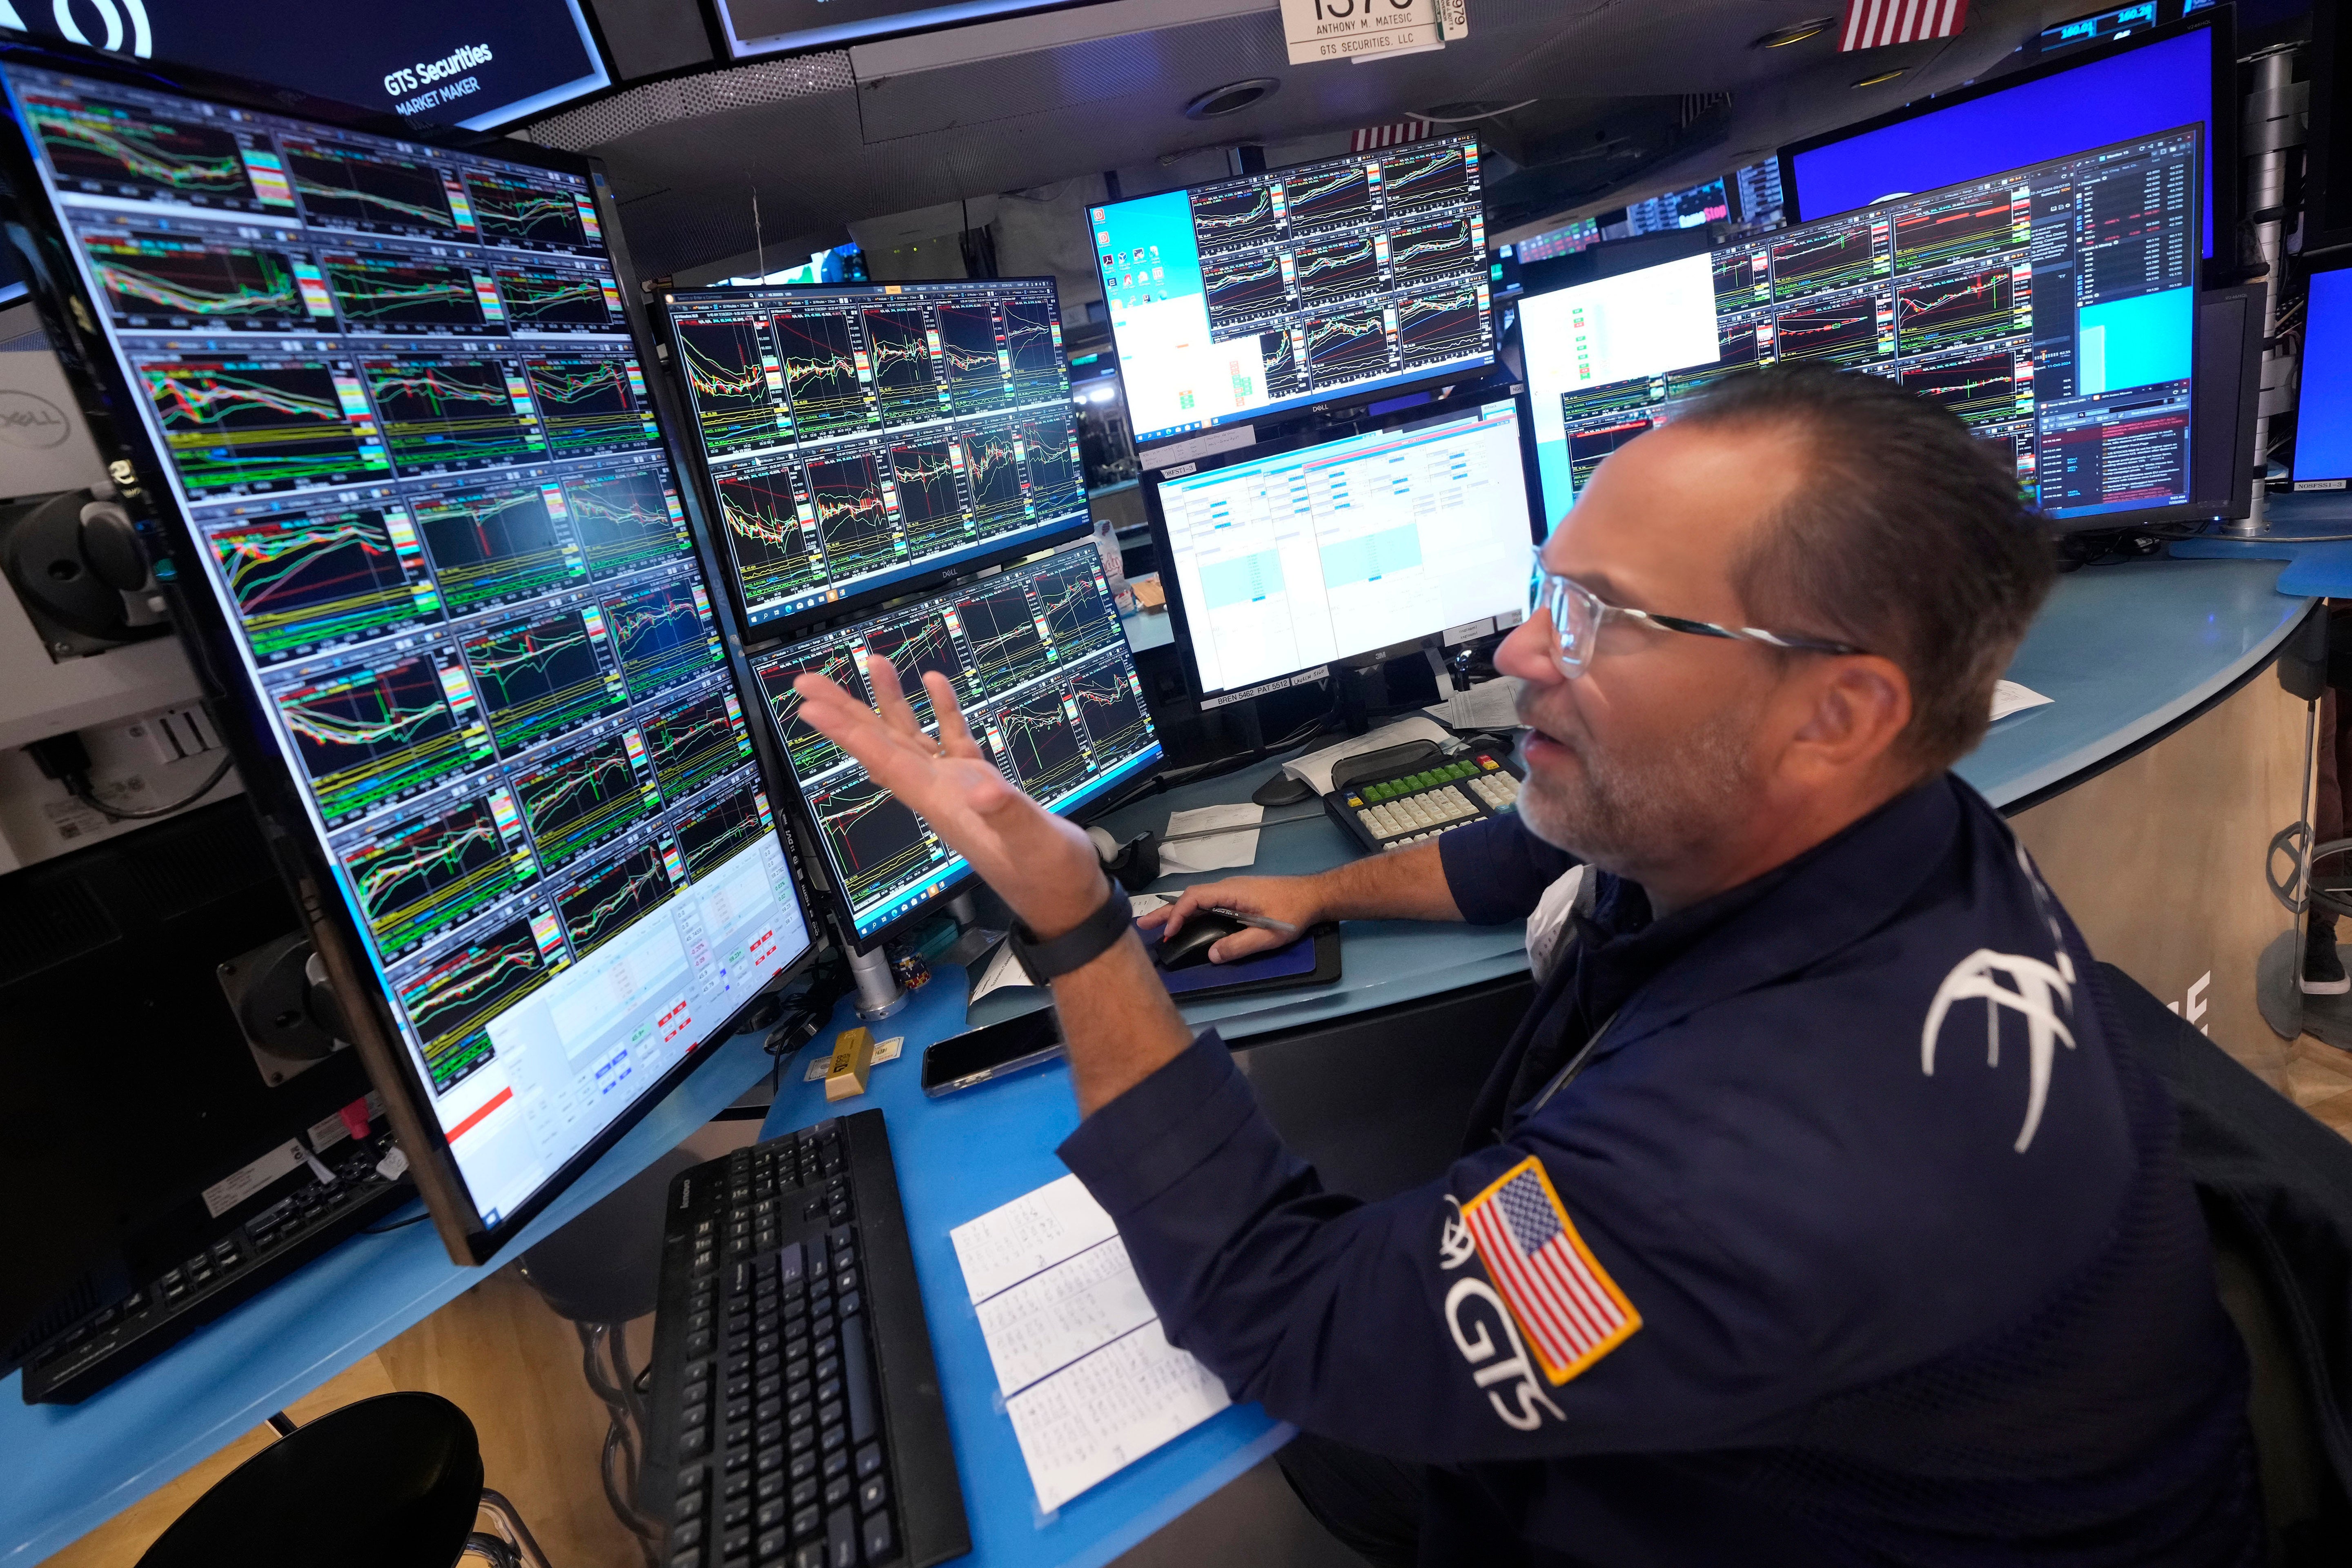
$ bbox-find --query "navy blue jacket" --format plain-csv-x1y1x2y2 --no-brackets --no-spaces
1059,775,2261,1565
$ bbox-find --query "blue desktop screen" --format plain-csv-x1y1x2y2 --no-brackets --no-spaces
1789,27,2219,256
2296,269,2352,485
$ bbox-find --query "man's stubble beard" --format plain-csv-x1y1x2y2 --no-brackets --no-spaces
1515,701,1759,880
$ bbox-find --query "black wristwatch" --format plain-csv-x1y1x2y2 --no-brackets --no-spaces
1010,878,1132,982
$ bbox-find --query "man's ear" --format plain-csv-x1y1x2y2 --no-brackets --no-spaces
1785,655,1911,780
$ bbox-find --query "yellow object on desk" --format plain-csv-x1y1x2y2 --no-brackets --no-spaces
826,1027,875,1102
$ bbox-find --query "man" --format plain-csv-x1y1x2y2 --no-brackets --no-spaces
791,365,2259,1565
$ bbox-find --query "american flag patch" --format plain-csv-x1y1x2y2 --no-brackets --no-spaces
1461,1158,1639,1384
1839,0,1969,50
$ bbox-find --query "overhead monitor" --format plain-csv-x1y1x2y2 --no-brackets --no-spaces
662,278,1090,633
1621,178,1729,236
1143,399,1537,709
749,537,1160,946
1782,13,2232,258
1088,135,1496,448
2293,260,2352,490
0,43,816,1264
0,1,610,131
715,0,1065,59
1521,127,2204,532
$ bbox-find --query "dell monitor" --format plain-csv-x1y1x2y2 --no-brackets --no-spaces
749,536,1161,946
1520,127,2205,533
661,277,1091,633
1781,12,2233,259
1088,135,1497,449
1142,398,1538,709
0,42,818,1265
2292,259,2352,492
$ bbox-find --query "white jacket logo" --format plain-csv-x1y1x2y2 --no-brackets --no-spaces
1444,1277,1565,1431
1921,947,2076,1153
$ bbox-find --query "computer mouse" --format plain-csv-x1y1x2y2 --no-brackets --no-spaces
1155,910,1252,971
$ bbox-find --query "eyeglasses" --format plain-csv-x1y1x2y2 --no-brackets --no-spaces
1525,550,1865,677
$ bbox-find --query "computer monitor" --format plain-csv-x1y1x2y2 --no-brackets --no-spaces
1142,398,1538,709
748,537,1161,946
2292,259,2352,491
1520,127,2205,533
1781,12,2233,259
0,41,818,1265
660,277,1091,633
1088,135,1497,448
0,0,611,131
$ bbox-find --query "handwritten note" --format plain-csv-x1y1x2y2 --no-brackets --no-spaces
951,1177,1232,1512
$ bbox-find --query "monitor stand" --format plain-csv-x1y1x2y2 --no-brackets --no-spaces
848,946,909,1020
938,889,1006,970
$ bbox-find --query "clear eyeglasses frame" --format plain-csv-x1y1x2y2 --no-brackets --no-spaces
1524,550,1866,677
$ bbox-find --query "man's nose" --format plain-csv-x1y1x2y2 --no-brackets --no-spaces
1496,609,1562,685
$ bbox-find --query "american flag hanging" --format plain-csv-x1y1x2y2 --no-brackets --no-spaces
1352,119,1433,153
1460,1158,1641,1384
1839,0,1969,50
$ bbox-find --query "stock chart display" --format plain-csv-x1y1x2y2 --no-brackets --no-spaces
2,61,810,1233
1519,129,2200,526
663,278,1090,630
1089,135,1494,445
750,539,1159,939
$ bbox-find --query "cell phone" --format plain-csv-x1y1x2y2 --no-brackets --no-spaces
920,1008,1065,1097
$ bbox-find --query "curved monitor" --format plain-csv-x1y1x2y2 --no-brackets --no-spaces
0,42,815,1263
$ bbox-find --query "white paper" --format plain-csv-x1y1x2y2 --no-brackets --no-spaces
969,940,1038,1004
950,1173,1122,1305
1160,802,1264,873
953,1177,1232,1513
1991,680,2054,722
1129,893,1169,915
973,1235,1158,1396
1283,716,1453,795
1427,676,1523,733
1003,1324,1233,1512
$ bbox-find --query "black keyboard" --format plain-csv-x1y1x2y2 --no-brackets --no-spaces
643,1109,968,1568
20,1128,412,1403
1322,739,1525,856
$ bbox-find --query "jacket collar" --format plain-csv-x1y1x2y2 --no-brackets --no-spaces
1595,773,1968,1052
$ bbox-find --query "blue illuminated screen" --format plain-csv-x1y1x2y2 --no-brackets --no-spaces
2296,268,2352,486
1788,27,2219,256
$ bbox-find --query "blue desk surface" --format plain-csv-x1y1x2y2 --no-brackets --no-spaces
1959,557,2310,807
0,553,2313,1568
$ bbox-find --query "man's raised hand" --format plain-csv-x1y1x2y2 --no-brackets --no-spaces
790,653,1105,938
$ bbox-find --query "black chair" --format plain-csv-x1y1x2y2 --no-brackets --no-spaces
2098,961,2352,1565
517,1146,699,1567
134,1391,550,1568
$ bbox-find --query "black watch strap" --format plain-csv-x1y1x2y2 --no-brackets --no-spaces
1010,879,1131,982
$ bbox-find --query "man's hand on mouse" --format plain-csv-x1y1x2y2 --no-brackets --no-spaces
1138,877,1324,964
791,653,1105,939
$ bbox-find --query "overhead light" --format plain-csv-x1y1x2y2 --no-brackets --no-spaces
1184,78,1279,119
1752,18,1833,47
1851,66,1908,86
